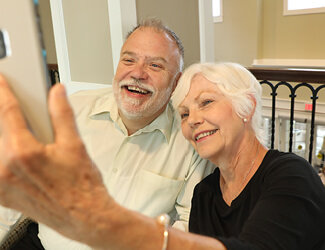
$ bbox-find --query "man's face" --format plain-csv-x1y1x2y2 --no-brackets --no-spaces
113,27,181,122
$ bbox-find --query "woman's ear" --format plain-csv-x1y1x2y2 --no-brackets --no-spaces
247,94,257,122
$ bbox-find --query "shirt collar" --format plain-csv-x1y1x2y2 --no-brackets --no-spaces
88,92,175,143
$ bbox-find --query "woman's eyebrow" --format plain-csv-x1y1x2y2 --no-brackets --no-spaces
178,105,186,111
178,92,202,110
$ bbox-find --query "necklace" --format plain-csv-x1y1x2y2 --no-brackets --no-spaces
233,143,261,199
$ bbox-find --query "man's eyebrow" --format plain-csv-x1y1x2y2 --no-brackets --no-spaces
121,51,167,64
146,57,167,64
121,51,137,57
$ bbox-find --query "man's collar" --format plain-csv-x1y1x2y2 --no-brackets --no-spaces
88,92,175,143
138,103,174,143
89,91,117,118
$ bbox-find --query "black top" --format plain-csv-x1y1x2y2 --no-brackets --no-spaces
189,150,325,250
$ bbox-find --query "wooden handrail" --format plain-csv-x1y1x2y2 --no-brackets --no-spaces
47,64,325,83
47,64,58,70
248,68,325,83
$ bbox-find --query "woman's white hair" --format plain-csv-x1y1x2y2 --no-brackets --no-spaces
171,62,267,145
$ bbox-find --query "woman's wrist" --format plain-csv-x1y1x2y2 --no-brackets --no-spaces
156,214,170,250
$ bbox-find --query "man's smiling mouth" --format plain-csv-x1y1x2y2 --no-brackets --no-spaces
195,129,218,141
124,86,151,95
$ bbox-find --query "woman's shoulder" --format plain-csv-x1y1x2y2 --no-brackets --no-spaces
259,149,323,188
262,149,311,170
193,168,220,195
264,149,306,160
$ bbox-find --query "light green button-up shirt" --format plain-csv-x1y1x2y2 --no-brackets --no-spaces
38,87,215,250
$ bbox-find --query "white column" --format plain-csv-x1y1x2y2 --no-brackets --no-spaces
107,0,137,73
198,0,215,62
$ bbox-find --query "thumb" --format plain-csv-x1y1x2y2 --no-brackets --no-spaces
48,84,80,144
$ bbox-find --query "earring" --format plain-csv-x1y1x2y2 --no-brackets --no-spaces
243,118,247,123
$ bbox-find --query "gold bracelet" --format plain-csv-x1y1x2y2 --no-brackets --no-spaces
156,214,170,250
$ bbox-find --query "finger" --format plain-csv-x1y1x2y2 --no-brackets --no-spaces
48,84,81,144
0,74,28,134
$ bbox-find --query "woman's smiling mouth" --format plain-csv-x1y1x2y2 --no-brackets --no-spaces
195,129,218,141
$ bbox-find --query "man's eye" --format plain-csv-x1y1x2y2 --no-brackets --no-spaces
123,58,134,64
150,63,162,69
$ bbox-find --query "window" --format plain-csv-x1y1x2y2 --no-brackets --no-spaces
284,0,325,15
212,0,223,22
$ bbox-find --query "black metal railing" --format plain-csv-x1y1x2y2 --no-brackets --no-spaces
248,68,325,164
48,64,60,86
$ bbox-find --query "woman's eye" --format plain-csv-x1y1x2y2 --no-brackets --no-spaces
202,100,213,106
180,113,189,119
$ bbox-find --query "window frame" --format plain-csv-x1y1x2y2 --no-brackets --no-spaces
283,0,325,16
213,0,223,23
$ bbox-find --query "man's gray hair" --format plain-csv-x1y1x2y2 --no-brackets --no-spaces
126,18,184,72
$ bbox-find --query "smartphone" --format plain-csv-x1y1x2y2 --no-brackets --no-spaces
0,0,54,143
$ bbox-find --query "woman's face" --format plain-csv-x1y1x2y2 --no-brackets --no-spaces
179,74,245,161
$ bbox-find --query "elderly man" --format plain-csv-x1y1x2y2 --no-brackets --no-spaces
0,19,214,249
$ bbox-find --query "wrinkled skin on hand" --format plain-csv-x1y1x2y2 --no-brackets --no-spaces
0,75,117,248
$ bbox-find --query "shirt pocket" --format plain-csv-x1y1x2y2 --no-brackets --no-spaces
126,169,184,217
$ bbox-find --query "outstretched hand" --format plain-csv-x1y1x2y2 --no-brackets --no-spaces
0,75,115,247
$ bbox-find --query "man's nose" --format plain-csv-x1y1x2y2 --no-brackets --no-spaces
130,63,149,81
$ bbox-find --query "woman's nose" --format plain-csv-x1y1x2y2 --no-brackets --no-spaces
187,111,203,128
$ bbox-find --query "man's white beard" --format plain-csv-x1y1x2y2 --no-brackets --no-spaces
113,79,173,121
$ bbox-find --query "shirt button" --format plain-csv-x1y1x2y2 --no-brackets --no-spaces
112,168,118,173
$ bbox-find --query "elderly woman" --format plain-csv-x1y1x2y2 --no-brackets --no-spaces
0,63,324,250
172,62,325,249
